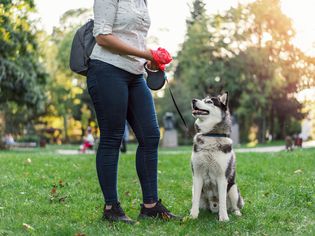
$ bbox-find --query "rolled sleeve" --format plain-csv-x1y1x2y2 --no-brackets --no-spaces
93,0,118,37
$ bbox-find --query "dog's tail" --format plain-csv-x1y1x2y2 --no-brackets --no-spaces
237,188,245,209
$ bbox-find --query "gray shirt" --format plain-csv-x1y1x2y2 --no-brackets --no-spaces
91,0,150,75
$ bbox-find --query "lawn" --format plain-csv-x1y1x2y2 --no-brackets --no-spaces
0,146,314,236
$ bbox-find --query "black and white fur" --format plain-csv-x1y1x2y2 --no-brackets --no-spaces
190,92,244,221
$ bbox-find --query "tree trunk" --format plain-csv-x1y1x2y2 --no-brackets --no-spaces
0,112,5,149
261,115,266,143
257,116,266,143
279,116,286,139
0,111,5,136
63,114,69,143
257,105,266,143
270,107,275,140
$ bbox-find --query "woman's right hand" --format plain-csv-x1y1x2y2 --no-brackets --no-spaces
149,47,173,71
146,60,159,71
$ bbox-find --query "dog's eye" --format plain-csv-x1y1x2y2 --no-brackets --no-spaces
205,99,212,104
211,98,221,106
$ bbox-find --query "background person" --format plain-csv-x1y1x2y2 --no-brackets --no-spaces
3,133,15,146
120,122,129,153
80,127,95,153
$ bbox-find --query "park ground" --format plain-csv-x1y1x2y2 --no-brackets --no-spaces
0,145,314,236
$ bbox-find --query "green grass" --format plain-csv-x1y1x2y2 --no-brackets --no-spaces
0,146,314,236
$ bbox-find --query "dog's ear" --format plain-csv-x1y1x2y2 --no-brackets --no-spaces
219,92,229,106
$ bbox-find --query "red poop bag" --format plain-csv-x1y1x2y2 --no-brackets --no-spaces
150,47,173,71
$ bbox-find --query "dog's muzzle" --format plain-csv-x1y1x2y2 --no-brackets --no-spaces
192,99,209,116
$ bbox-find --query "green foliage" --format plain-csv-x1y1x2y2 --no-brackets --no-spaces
16,134,40,143
41,8,95,141
0,0,48,134
157,0,213,137
220,0,311,141
187,0,206,25
164,0,315,142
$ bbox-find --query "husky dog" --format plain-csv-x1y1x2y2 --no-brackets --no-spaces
190,92,244,221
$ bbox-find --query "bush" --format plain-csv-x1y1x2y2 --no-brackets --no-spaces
17,135,40,143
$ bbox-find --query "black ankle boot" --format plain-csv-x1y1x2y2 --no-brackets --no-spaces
138,199,180,220
103,202,134,224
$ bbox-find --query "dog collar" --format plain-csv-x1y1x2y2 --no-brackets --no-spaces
201,133,230,138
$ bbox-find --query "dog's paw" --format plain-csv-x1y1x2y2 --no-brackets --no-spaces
190,209,199,219
219,213,229,222
233,210,242,216
190,214,199,219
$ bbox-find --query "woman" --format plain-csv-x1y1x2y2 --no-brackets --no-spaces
87,0,177,223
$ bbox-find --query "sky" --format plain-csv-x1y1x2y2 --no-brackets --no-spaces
34,0,315,56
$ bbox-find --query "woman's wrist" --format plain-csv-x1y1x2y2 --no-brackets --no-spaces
139,49,153,61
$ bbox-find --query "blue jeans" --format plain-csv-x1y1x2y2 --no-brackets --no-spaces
87,60,160,205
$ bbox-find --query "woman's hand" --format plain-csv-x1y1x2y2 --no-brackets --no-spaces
149,47,173,71
96,34,154,61
95,35,173,71
146,60,159,71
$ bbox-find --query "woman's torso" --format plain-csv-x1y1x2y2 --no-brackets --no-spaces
90,0,151,75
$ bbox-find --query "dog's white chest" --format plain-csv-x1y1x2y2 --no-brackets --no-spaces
191,135,232,177
192,149,229,176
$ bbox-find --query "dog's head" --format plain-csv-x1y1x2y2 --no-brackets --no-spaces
191,92,231,134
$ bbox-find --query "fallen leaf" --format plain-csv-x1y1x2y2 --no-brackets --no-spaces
23,223,34,231
263,192,270,197
132,199,140,206
51,185,57,195
73,164,79,169
294,169,303,174
75,233,86,236
59,179,64,187
58,196,68,203
124,191,131,197
181,215,191,223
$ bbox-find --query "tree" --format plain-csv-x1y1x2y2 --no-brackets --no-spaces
0,0,48,135
165,0,314,143
40,8,95,142
156,0,212,140
187,0,206,25
220,0,310,141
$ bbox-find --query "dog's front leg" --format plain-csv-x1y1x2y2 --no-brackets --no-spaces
217,176,229,221
190,175,203,219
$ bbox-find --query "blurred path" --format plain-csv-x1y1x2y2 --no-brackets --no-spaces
56,140,315,155
235,140,315,153
56,150,95,155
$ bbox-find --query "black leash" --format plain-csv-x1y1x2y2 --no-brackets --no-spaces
164,80,230,139
144,64,190,134
165,79,190,134
165,83,229,139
